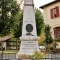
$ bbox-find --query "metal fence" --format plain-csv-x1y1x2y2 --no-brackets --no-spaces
0,52,16,59
0,58,60,60
0,53,60,60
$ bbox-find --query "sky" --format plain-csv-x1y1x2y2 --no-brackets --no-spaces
17,0,55,10
34,0,54,8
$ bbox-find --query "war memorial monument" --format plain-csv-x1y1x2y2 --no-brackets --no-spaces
16,0,39,58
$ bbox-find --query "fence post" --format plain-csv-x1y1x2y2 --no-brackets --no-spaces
1,47,4,60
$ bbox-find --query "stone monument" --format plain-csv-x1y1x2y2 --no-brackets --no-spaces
16,0,39,58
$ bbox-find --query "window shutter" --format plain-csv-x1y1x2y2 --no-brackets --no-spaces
50,9,53,19
55,6,59,17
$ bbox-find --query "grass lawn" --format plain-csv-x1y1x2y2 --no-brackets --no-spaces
0,50,18,54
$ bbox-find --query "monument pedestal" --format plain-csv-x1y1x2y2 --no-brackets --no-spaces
16,36,39,58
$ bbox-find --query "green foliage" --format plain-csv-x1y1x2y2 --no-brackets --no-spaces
35,8,44,36
0,0,44,38
38,34,45,46
44,25,53,44
13,10,23,38
0,0,20,36
32,51,45,60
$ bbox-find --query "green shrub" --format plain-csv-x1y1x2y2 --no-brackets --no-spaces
38,34,45,46
32,51,45,60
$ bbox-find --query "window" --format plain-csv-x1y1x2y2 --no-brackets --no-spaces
54,27,60,38
58,33,60,37
54,8,57,17
50,6,59,19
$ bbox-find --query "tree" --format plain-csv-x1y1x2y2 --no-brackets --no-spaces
35,8,44,36
0,0,20,36
0,0,44,37
44,25,53,44
44,25,53,52
13,10,23,38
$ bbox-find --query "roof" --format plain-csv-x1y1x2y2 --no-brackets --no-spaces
40,0,60,9
0,36,11,42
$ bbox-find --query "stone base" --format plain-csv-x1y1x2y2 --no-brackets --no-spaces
16,36,39,58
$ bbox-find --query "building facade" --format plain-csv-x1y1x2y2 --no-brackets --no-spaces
40,0,60,39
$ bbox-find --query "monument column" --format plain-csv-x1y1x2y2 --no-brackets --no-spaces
16,0,39,58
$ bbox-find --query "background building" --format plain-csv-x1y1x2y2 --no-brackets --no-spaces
40,0,60,39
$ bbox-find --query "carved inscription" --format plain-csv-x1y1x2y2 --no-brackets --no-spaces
21,41,37,52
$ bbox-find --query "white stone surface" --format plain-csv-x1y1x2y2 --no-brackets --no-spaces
20,36,39,41
24,0,33,4
16,36,39,56
16,0,39,58
18,40,39,55
22,0,37,36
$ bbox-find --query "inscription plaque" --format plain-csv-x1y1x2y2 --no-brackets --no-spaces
20,41,38,54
